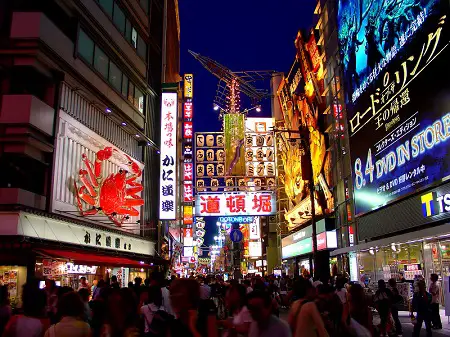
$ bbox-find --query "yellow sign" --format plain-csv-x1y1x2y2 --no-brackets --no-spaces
184,74,193,98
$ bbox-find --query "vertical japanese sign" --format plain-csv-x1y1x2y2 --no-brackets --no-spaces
224,114,245,176
184,74,193,98
159,92,177,220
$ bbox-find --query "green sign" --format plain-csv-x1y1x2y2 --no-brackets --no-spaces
282,237,312,259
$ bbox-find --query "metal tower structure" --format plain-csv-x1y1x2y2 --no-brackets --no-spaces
189,50,275,113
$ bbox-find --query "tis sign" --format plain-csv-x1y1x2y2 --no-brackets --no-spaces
421,191,450,217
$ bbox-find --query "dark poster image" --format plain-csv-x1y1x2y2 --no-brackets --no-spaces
344,1,450,215
338,0,438,104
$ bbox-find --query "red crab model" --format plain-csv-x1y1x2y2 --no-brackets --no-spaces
74,147,144,226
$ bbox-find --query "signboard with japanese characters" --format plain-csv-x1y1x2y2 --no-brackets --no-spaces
184,74,193,98
249,217,261,240
195,192,276,216
195,120,276,193
184,101,193,119
195,132,227,192
340,1,450,215
245,118,276,183
159,92,178,220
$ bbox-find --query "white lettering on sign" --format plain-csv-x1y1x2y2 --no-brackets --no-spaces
195,192,276,216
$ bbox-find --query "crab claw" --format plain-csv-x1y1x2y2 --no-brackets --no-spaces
97,147,113,161
124,154,142,177
95,147,114,178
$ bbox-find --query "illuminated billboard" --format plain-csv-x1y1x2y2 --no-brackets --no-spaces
159,92,177,219
338,0,437,104
195,192,276,216
342,2,450,215
224,114,245,175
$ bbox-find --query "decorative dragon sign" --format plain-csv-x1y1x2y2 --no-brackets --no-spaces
74,147,144,226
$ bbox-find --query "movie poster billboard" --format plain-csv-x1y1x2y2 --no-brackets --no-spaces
224,114,245,175
338,0,450,215
338,0,438,104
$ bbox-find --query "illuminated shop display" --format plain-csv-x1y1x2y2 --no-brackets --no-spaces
74,146,144,226
195,192,276,216
277,32,334,230
159,92,178,219
339,1,450,215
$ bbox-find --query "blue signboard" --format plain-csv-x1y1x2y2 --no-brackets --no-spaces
339,1,450,215
230,229,243,243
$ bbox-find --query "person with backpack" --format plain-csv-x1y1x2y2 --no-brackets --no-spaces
141,285,173,337
288,277,329,337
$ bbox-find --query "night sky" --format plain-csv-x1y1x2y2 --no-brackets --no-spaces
179,0,317,247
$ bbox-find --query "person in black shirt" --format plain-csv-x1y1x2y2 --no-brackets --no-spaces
388,278,403,335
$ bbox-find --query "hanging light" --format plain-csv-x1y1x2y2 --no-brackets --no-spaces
256,105,262,113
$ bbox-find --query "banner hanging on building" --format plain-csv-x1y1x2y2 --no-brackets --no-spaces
338,0,450,215
159,92,178,220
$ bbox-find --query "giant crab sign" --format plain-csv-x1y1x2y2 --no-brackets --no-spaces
74,147,144,226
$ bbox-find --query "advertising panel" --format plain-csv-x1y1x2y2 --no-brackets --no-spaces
249,217,261,240
183,206,193,225
159,92,177,220
184,121,193,139
339,1,450,215
224,114,246,175
184,101,193,119
195,192,276,216
337,0,436,104
184,74,193,98
248,241,262,258
282,237,312,259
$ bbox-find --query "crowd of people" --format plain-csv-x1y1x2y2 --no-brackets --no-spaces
0,271,443,337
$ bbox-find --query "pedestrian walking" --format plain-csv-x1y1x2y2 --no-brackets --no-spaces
373,279,393,336
388,278,403,335
247,291,291,337
412,279,432,337
3,284,49,337
219,283,252,337
429,274,442,330
44,291,91,337
288,277,328,337
345,283,373,337
168,278,218,337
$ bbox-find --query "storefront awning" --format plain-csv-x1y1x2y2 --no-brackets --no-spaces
36,249,150,268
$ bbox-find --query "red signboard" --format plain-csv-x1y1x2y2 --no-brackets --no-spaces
184,183,194,202
306,33,321,72
184,121,193,139
184,163,193,181
317,232,327,251
184,102,193,119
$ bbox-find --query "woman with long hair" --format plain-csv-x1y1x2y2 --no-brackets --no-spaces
168,278,218,337
288,277,329,337
345,283,373,337
219,283,252,337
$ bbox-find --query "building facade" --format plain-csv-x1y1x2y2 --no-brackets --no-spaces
322,0,450,307
0,0,179,302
